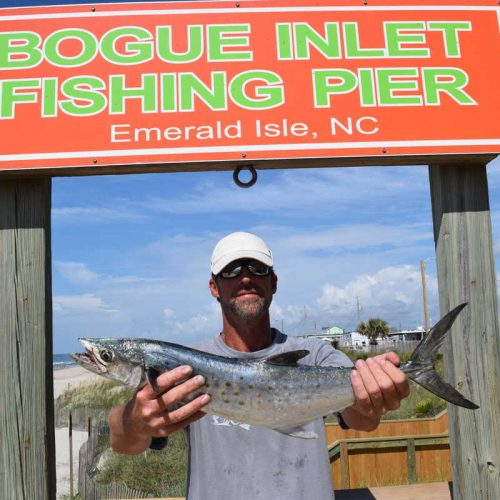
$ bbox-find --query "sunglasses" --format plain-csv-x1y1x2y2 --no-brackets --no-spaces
218,260,272,279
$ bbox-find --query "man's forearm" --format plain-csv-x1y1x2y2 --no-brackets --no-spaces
108,404,153,455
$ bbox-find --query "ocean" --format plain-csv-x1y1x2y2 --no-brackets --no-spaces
53,353,76,370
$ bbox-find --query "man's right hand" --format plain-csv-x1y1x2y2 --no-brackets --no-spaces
108,365,210,455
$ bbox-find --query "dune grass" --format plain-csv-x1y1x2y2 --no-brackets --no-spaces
59,379,188,497
96,431,188,497
57,379,135,411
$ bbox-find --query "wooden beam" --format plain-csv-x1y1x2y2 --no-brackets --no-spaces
429,163,500,500
0,178,55,500
0,153,495,179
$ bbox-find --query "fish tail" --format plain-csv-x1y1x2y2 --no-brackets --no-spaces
401,303,479,410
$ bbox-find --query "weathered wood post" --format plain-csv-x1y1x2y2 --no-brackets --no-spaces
69,411,74,499
0,178,55,499
429,163,500,499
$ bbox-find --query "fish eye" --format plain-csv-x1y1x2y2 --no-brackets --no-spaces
100,349,113,363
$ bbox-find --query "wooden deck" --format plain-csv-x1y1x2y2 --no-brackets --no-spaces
116,482,452,500
336,482,452,499
370,481,452,499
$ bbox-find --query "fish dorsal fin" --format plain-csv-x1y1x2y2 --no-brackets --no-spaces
264,350,310,366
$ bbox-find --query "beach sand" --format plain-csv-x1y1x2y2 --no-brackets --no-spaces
54,366,99,499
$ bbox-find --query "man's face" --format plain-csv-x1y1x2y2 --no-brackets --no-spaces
209,259,277,321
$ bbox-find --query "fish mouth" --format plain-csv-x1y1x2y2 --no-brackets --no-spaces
71,340,107,374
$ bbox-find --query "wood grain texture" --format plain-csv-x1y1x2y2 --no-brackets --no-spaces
429,164,500,500
0,178,55,500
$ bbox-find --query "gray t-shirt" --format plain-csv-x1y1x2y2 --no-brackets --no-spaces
185,330,353,500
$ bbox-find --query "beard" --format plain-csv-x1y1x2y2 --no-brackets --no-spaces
228,294,267,320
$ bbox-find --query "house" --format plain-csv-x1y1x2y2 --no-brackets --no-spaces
387,329,425,342
300,326,370,348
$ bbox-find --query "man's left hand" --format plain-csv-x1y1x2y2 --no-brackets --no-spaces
341,352,410,431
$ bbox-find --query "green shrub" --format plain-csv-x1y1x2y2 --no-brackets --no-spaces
96,430,188,497
59,379,188,497
414,399,433,417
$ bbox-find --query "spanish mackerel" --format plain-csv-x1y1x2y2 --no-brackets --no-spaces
72,303,478,439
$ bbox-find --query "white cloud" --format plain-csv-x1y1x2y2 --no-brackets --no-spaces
316,265,438,330
53,294,118,314
52,206,146,223
270,303,309,324
162,302,222,342
267,223,432,253
163,308,175,319
55,261,99,284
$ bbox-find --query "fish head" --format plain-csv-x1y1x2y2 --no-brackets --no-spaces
71,338,147,388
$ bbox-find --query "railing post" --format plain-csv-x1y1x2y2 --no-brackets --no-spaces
407,438,417,483
340,441,350,489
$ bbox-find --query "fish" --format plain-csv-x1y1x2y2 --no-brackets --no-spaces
71,303,478,439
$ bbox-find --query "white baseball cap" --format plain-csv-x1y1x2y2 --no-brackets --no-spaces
210,232,273,275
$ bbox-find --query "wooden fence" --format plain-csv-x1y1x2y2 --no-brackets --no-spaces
77,416,153,500
343,340,421,355
326,410,451,489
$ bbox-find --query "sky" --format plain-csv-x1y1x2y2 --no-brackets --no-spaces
4,1,500,353
50,159,500,353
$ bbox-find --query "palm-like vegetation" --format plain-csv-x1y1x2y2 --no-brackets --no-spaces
357,318,390,345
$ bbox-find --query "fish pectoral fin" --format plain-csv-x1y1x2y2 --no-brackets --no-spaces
274,425,318,439
264,350,310,366
146,367,162,393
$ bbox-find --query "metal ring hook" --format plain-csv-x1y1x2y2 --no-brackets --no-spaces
233,166,257,188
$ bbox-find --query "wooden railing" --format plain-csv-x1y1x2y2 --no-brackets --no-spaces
329,433,450,489
326,411,452,488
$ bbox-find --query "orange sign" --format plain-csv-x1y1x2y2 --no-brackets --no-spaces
0,0,499,172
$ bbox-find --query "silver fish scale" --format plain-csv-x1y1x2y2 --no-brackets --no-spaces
166,353,356,429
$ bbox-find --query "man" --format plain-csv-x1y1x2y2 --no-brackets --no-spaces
108,231,410,499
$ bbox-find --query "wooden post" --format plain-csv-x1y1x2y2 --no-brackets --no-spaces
429,164,500,499
420,260,430,334
0,178,55,499
406,438,417,484
69,411,74,499
339,441,350,489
